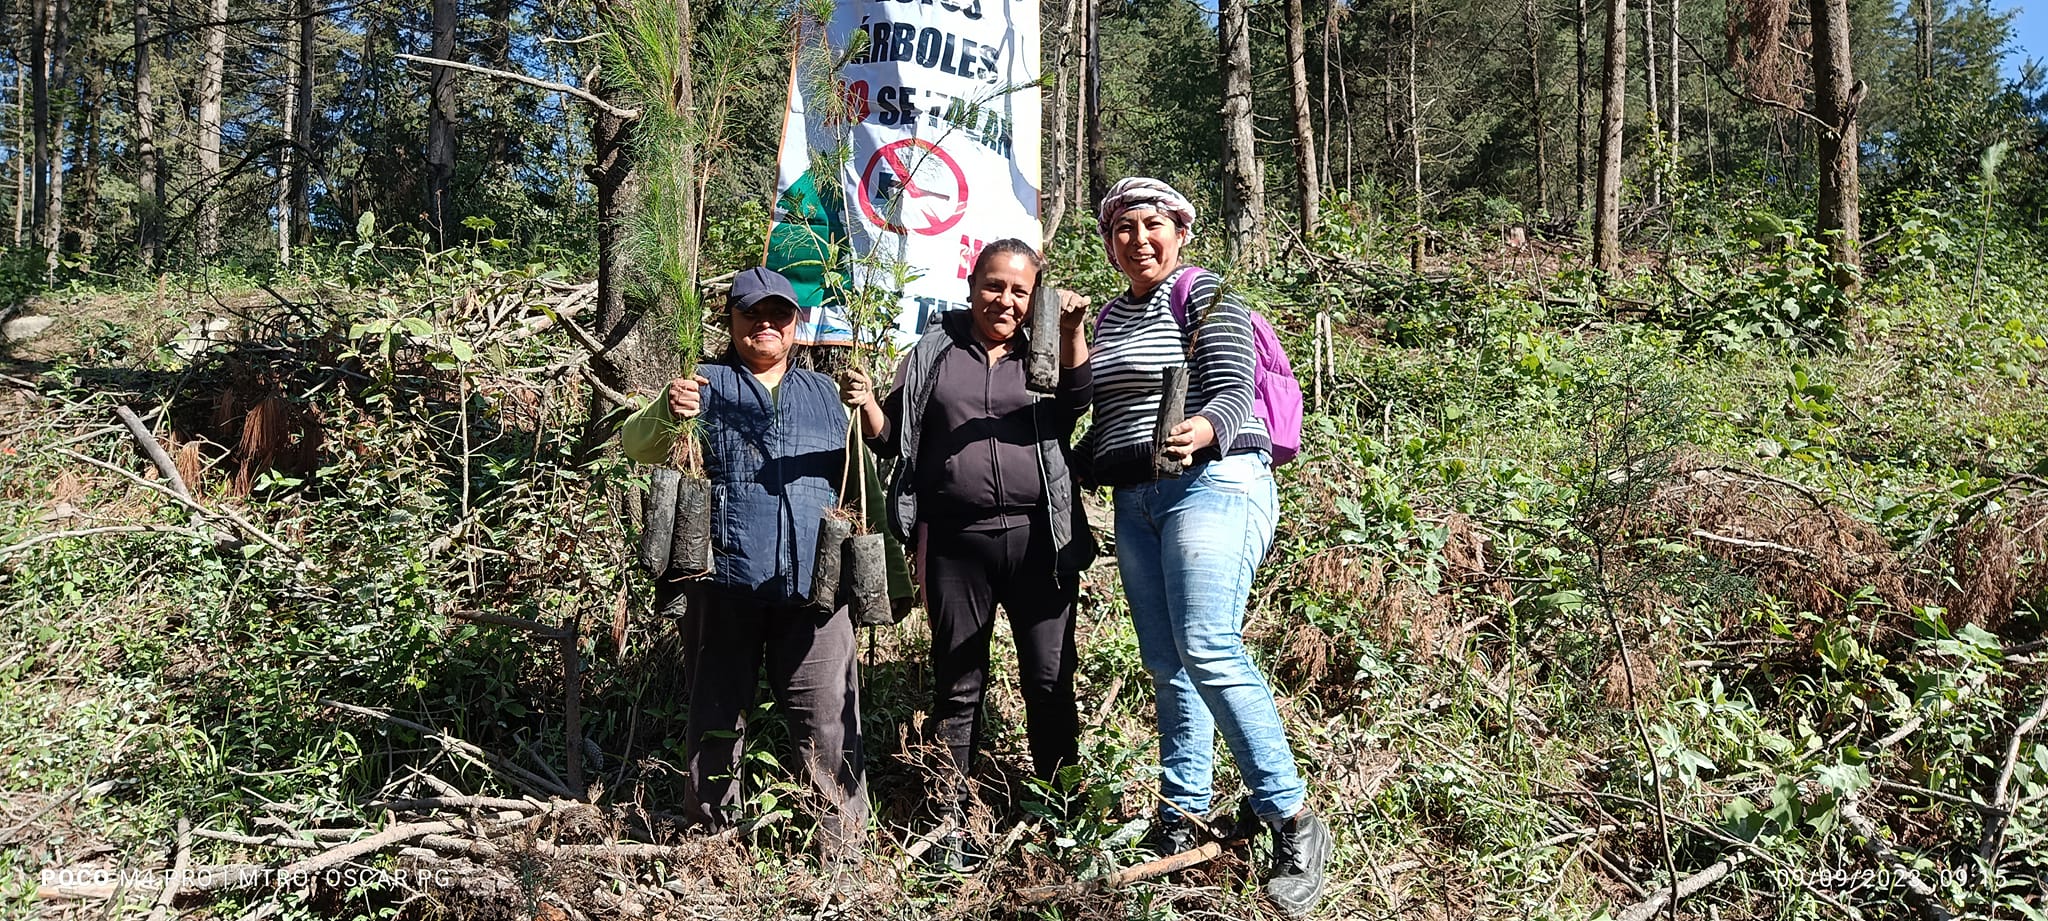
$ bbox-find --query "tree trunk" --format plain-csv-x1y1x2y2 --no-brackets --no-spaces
1592,0,1625,273
1285,0,1318,242
1320,0,1334,192
278,46,294,266
1575,0,1588,218
1641,0,1659,206
1666,0,1677,155
482,0,513,168
1808,0,1860,292
76,0,101,260
1406,0,1421,220
1523,0,1546,216
133,0,158,266
42,0,72,268
30,0,49,250
425,0,457,245
1911,0,1932,83
1218,0,1265,266
1085,0,1107,209
196,0,226,259
14,60,27,246
586,0,674,398
291,0,312,245
1041,0,1083,245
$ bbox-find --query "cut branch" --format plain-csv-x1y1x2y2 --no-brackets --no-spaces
393,54,638,120
1840,794,1952,921
54,448,296,559
321,700,572,799
1017,842,1227,904
1615,852,1752,921
115,405,190,500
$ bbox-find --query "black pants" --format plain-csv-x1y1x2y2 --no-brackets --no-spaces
680,588,867,855
922,515,1080,812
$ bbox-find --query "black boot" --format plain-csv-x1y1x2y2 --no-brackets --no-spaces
1143,808,1199,857
925,806,979,873
1265,809,1333,917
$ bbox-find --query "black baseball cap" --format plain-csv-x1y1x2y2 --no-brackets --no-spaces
730,267,799,315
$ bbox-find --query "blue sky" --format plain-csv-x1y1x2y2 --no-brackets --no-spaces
1993,0,2043,79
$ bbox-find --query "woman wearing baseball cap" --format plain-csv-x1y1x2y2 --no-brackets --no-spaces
620,266,867,863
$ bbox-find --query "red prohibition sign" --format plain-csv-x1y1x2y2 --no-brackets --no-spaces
858,138,970,236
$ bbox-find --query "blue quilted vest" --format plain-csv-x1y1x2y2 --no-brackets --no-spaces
696,357,848,604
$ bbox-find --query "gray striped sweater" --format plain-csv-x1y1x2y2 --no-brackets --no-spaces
1079,266,1269,487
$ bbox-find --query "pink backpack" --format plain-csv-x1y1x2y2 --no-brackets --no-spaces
1100,267,1304,466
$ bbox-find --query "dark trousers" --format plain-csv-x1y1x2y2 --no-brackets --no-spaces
681,589,867,854
922,515,1080,812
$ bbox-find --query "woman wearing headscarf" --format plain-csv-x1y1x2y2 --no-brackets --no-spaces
618,267,867,863
839,238,1094,868
1078,178,1331,917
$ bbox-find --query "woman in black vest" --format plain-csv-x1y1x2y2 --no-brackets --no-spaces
620,267,866,861
840,239,1092,867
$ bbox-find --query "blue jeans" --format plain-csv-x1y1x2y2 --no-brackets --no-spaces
1114,451,1307,824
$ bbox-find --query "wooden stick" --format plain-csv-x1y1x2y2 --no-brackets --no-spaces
55,447,296,558
391,54,638,120
362,795,549,815
146,818,190,921
1614,852,1751,921
1840,794,1952,921
579,366,635,409
268,820,458,880
1016,841,1225,904
189,828,324,851
321,700,570,799
114,405,192,500
900,816,959,864
1980,693,2048,868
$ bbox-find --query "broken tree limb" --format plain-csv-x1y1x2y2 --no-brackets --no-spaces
1016,841,1226,904
364,795,551,815
899,816,959,864
321,701,571,800
1615,852,1752,921
146,818,190,921
391,54,638,120
268,820,459,880
55,447,296,559
189,828,324,851
1980,693,2048,869
1840,794,1952,921
415,833,688,861
115,405,191,500
580,366,635,409
1690,528,1808,557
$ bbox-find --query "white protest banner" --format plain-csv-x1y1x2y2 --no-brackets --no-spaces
765,0,1041,347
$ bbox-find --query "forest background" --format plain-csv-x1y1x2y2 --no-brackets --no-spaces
1,0,2047,918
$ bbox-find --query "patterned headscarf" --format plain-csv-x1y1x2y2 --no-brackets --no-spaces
1095,177,1196,263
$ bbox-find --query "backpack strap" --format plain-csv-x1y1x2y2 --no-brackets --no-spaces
1091,266,1210,339
1166,266,1207,326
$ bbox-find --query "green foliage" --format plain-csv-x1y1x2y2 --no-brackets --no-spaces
1675,212,1855,351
